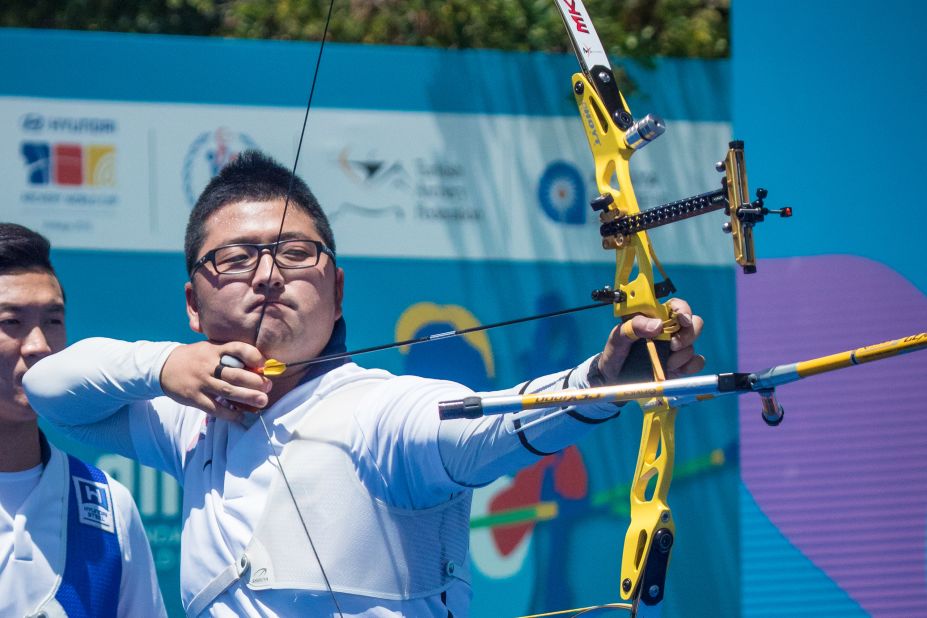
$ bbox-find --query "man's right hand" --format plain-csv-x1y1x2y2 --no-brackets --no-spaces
159,341,272,423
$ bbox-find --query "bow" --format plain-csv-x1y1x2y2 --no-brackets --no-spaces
518,1,787,614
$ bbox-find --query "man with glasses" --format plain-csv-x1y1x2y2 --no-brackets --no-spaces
25,151,704,617
0,223,166,617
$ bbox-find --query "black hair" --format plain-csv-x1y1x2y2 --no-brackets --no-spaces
184,150,335,275
0,223,56,276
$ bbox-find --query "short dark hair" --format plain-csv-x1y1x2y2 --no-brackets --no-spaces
0,223,56,276
184,150,335,275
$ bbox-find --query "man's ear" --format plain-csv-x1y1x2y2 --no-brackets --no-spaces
334,267,345,321
185,281,203,334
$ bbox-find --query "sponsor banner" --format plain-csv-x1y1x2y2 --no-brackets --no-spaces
2,97,731,264
6,102,143,245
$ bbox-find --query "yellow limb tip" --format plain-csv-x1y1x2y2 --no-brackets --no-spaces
261,359,287,377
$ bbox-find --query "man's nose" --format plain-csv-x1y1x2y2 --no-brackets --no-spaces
252,250,285,290
21,325,52,359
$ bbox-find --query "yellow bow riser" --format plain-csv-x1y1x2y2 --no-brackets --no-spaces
571,69,679,606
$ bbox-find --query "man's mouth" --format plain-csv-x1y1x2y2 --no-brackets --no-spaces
247,299,293,313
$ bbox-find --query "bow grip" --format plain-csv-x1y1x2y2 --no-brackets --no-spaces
620,338,672,385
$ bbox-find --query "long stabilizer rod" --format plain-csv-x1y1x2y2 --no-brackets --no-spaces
439,332,927,421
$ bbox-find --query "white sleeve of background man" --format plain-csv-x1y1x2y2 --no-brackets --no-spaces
110,478,168,618
23,338,204,482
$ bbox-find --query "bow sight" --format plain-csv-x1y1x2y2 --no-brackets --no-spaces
591,139,792,286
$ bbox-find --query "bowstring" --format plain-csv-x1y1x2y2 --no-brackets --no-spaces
252,2,336,343
250,1,344,616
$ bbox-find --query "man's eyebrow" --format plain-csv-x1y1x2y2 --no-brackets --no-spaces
217,231,318,246
277,231,317,242
0,302,65,312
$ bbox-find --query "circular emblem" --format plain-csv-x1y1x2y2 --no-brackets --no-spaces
183,128,259,207
538,161,586,224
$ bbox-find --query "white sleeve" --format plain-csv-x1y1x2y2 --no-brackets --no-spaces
355,356,620,508
24,338,204,480
437,355,622,487
110,478,168,618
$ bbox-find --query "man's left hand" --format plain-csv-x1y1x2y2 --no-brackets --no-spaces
595,297,705,383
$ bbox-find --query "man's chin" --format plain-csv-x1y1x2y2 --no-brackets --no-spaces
254,331,294,361
0,395,39,424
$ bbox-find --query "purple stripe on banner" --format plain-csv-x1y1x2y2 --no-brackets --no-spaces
738,255,927,615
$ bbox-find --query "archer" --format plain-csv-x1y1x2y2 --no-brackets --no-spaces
25,151,704,617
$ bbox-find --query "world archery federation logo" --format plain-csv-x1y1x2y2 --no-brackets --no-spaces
183,128,259,207
537,161,586,224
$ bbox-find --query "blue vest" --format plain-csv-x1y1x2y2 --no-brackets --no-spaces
53,456,123,618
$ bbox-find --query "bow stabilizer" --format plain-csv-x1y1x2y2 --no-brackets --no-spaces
438,332,927,423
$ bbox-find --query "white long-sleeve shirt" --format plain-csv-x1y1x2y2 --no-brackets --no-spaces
24,338,620,617
0,438,167,618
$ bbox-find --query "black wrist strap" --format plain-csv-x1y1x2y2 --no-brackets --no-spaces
513,377,559,456
512,363,622,457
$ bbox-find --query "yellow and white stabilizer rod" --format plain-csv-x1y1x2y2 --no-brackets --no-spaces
438,332,927,427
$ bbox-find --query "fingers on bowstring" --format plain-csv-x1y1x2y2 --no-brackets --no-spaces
219,341,266,371
192,391,244,424
207,375,269,410
215,344,272,394
216,363,273,394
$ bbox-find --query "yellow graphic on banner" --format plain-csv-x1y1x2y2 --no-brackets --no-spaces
395,302,495,378
86,145,116,186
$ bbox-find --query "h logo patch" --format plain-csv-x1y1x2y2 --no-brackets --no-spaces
72,476,115,534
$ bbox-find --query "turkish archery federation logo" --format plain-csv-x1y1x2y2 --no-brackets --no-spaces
72,476,116,534
537,161,586,224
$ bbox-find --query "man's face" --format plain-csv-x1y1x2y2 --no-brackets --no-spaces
185,198,344,364
0,270,66,423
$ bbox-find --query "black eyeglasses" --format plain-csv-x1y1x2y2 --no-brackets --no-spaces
191,239,335,275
